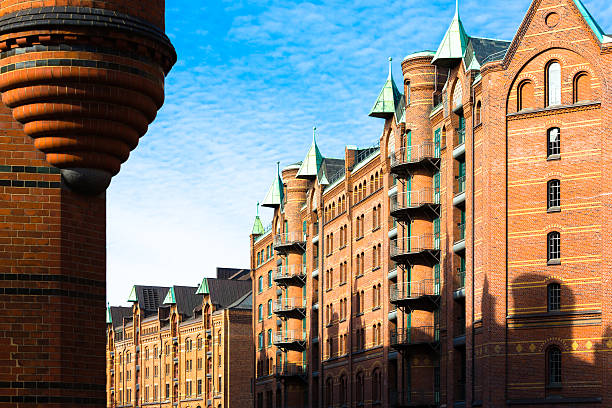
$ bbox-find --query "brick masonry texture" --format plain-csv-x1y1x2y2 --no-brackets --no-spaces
250,1,612,407
0,0,174,407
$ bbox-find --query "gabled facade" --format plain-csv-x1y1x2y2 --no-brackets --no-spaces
106,268,252,408
250,0,612,407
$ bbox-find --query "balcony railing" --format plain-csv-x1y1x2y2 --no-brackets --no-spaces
390,326,440,347
389,142,439,169
273,330,307,347
455,175,466,195
390,188,440,213
456,127,465,146
273,298,307,313
273,231,306,251
390,279,439,302
390,234,440,258
275,362,307,377
274,264,306,283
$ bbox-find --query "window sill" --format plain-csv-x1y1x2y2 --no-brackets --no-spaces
547,259,561,266
355,274,364,279
372,266,381,272
372,306,381,312
546,383,562,390
339,282,347,287
326,288,332,292
547,206,560,213
354,312,364,317
355,236,363,241
547,154,561,161
372,226,381,233
339,245,347,251
339,318,347,323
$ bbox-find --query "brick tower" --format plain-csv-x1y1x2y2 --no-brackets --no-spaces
0,1,175,407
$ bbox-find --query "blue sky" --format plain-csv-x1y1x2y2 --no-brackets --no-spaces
106,0,612,305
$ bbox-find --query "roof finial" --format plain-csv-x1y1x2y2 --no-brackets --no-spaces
313,126,317,143
455,0,459,18
276,161,280,175
256,202,259,217
388,57,393,78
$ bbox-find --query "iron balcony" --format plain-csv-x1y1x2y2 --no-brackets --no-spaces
273,330,307,352
274,264,307,286
273,231,306,254
390,326,440,351
390,235,440,266
389,143,440,178
273,298,307,319
275,362,308,381
454,268,466,299
390,189,440,220
390,279,440,310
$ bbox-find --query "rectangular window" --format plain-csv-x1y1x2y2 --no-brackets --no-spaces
548,180,560,209
548,233,560,262
165,383,170,399
197,379,202,396
548,284,561,312
548,128,560,157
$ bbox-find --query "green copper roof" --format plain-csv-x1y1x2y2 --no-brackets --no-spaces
195,278,209,295
261,162,284,208
369,57,403,119
297,127,324,179
106,303,112,324
163,287,176,304
572,0,607,43
127,285,138,302
252,203,265,235
432,0,470,67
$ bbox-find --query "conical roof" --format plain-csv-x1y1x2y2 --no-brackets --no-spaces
127,285,138,302
251,203,265,235
261,162,284,208
432,0,470,67
369,58,403,119
106,303,112,324
163,287,176,304
297,127,324,179
195,278,210,295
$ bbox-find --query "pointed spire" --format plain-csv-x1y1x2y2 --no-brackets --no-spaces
163,287,176,305
196,278,209,295
369,57,403,119
127,285,138,302
432,0,470,67
106,302,112,324
297,126,324,179
251,202,265,235
262,162,284,208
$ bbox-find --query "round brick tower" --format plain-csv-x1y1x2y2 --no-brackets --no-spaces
0,0,176,194
0,2,175,407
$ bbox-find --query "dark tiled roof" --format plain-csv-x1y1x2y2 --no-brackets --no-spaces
110,306,132,328
471,37,511,65
322,157,345,185
172,286,200,317
135,286,170,311
226,291,252,310
208,279,252,310
216,267,250,280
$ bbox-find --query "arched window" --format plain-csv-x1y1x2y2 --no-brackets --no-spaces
356,371,365,403
547,346,562,385
326,377,334,407
475,101,482,124
518,80,535,111
547,283,561,312
267,299,272,317
547,127,560,157
547,179,560,210
339,375,347,405
257,304,263,321
547,231,560,263
573,72,591,103
547,62,561,106
372,368,382,402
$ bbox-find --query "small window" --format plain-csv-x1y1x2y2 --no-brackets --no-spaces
267,299,272,317
547,62,561,106
547,179,560,210
548,283,561,312
258,304,263,321
547,346,562,385
475,101,482,124
267,270,272,287
547,231,560,264
258,276,263,293
547,128,560,158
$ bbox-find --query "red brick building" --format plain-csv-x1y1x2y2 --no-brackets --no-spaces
0,1,175,407
250,0,612,406
106,268,253,408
